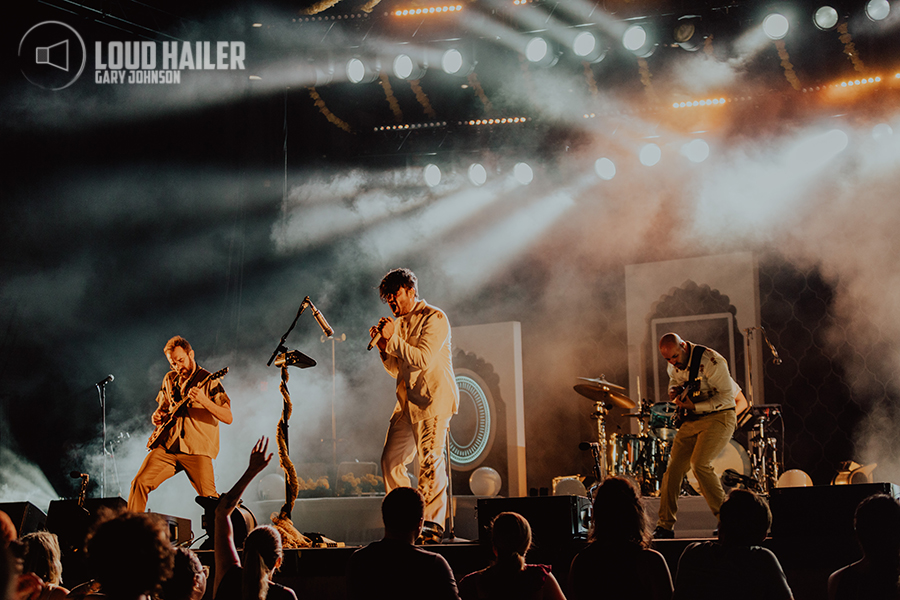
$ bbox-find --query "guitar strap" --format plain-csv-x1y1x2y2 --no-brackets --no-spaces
687,343,707,401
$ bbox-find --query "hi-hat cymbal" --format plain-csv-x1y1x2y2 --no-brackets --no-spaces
573,384,636,409
576,376,625,391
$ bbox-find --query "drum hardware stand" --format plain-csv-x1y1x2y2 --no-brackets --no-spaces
742,327,784,495
590,400,610,480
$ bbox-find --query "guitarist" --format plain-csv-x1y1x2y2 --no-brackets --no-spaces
127,336,233,513
653,332,739,540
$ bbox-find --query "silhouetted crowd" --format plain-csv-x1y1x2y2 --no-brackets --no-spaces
3,461,899,600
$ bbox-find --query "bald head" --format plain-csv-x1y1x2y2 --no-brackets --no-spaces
659,333,689,370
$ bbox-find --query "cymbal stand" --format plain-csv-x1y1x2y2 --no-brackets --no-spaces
590,400,609,480
747,406,782,494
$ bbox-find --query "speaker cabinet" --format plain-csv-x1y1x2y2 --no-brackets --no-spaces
46,497,127,556
148,512,193,546
769,483,899,540
0,502,47,536
476,495,591,549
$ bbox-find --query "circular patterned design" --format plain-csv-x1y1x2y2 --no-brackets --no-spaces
449,374,493,467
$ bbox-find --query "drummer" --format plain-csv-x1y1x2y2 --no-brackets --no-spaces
653,333,741,540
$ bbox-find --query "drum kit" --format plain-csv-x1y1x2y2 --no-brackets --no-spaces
573,376,777,497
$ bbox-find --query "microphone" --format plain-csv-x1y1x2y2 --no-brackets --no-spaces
70,471,89,480
96,374,114,387
306,298,334,338
367,331,382,352
579,442,600,451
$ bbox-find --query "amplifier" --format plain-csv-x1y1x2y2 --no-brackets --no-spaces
476,495,591,548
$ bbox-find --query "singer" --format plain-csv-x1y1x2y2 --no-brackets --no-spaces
369,268,459,544
653,333,741,540
127,335,233,513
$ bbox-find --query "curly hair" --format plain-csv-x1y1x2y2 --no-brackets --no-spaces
378,268,418,301
160,547,205,600
87,512,174,598
588,476,651,548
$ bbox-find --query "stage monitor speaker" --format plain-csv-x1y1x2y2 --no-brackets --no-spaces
476,496,590,549
148,512,193,547
45,497,127,556
0,502,47,536
769,483,899,540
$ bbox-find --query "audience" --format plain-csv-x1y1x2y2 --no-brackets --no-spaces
347,487,459,600
458,511,566,600
159,547,207,600
568,477,672,600
828,493,900,600
672,488,792,600
214,437,296,600
19,531,68,600
86,511,175,600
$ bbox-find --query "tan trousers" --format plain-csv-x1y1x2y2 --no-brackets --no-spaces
127,446,216,513
381,411,452,526
657,409,736,530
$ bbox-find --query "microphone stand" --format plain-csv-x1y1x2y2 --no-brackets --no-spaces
321,333,346,471
96,383,108,498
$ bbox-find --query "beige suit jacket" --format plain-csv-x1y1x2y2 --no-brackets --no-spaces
380,299,459,423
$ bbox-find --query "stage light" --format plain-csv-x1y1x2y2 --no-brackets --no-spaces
468,163,487,186
622,24,656,58
872,123,893,139
513,162,534,184
673,15,705,51
392,53,426,80
866,0,890,20
424,164,442,187
762,13,790,40
572,31,607,63
594,157,616,180
346,57,379,84
525,36,559,68
682,139,710,163
639,143,661,166
813,5,839,30
441,48,475,76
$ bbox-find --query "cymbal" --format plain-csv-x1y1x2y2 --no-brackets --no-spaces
576,376,625,391
573,384,636,409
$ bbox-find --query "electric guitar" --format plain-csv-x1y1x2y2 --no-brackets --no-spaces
146,367,228,449
672,376,702,427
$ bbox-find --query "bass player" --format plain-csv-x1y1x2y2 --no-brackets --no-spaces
127,335,233,513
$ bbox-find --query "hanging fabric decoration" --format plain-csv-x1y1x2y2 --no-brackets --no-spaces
467,72,494,113
409,79,437,119
308,87,353,133
637,58,657,102
358,0,382,13
301,0,343,14
583,62,599,98
774,40,801,90
379,73,404,122
836,23,865,73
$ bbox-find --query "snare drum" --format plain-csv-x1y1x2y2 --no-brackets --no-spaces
686,439,751,494
650,402,678,441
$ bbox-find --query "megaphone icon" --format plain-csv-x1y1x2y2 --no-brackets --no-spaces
35,39,69,72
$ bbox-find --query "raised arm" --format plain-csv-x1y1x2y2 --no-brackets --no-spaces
214,437,272,596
